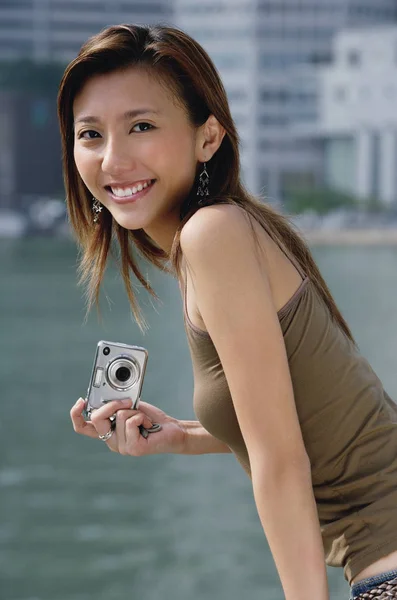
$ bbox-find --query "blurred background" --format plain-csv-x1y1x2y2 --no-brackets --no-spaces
1,1,397,599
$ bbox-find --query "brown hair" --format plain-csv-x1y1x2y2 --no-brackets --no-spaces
57,23,356,345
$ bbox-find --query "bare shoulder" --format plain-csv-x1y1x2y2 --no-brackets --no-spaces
180,202,305,316
180,203,259,260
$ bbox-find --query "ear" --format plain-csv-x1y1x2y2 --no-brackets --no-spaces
196,114,226,162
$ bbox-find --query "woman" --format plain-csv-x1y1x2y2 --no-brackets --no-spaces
63,24,397,600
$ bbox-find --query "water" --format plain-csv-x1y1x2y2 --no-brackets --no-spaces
1,239,396,600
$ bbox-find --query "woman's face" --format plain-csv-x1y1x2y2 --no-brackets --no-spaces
73,67,205,243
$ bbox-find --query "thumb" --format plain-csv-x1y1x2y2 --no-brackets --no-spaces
134,411,154,430
137,400,163,420
142,413,154,430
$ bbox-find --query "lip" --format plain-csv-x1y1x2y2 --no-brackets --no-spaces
106,179,156,204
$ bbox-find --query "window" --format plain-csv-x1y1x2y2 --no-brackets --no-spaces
347,49,361,67
187,28,251,41
260,89,288,103
259,140,276,151
52,1,104,9
50,21,101,32
0,0,32,7
180,4,224,14
257,26,335,42
258,2,339,14
290,110,318,124
309,51,333,65
259,115,288,127
51,41,84,54
0,39,32,52
0,19,32,28
119,3,169,13
260,53,308,69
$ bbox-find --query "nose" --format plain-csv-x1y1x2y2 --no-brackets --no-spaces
101,136,136,176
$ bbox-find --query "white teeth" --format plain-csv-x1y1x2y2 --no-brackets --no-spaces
111,181,152,197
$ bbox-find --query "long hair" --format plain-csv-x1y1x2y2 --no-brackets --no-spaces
57,23,356,344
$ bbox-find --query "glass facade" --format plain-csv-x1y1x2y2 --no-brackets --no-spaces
0,0,173,61
324,138,356,195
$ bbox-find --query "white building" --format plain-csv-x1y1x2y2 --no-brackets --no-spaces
174,0,259,194
255,0,397,204
293,26,397,206
2,1,397,206
175,0,397,202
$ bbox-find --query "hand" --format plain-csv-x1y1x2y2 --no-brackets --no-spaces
70,398,186,456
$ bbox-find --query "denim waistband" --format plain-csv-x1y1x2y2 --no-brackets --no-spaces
350,568,397,599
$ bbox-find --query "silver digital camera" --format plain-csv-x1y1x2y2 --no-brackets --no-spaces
84,340,148,421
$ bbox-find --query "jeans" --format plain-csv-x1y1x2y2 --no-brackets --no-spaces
350,568,397,599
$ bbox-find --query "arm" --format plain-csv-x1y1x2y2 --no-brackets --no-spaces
180,420,232,454
71,398,231,456
180,204,329,600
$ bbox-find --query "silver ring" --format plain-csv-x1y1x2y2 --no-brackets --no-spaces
98,427,114,441
98,420,116,442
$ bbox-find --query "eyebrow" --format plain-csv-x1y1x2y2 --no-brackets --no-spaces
74,108,161,125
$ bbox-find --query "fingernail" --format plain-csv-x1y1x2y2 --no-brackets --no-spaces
122,399,132,405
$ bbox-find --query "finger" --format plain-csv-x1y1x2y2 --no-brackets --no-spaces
92,398,133,421
104,409,149,454
70,398,99,439
90,399,134,437
116,410,153,452
135,400,165,421
125,413,151,454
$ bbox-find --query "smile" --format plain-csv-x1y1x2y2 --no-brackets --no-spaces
105,179,156,204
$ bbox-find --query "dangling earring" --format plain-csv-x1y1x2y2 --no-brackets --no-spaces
92,197,102,224
197,162,210,204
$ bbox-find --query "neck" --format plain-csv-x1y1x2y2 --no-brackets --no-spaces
143,210,181,255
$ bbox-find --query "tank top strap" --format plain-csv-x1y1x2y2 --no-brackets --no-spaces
259,219,308,280
279,241,308,280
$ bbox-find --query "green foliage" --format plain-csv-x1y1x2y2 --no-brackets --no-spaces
364,194,389,214
285,186,360,215
0,60,66,93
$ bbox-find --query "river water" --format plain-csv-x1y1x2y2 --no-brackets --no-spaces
1,239,396,600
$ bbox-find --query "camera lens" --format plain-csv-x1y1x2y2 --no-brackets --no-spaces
106,356,139,391
103,347,110,356
115,366,131,382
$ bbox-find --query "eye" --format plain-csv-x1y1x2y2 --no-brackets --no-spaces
78,130,101,140
131,122,154,133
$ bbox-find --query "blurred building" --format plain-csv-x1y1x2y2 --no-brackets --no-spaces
0,0,172,62
0,91,64,210
174,0,397,203
293,26,397,207
174,0,259,194
255,0,397,204
0,0,173,211
1,0,397,211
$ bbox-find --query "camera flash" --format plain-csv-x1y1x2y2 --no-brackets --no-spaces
93,367,104,388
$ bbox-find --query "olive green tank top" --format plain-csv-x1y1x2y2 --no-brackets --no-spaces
182,269,397,584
